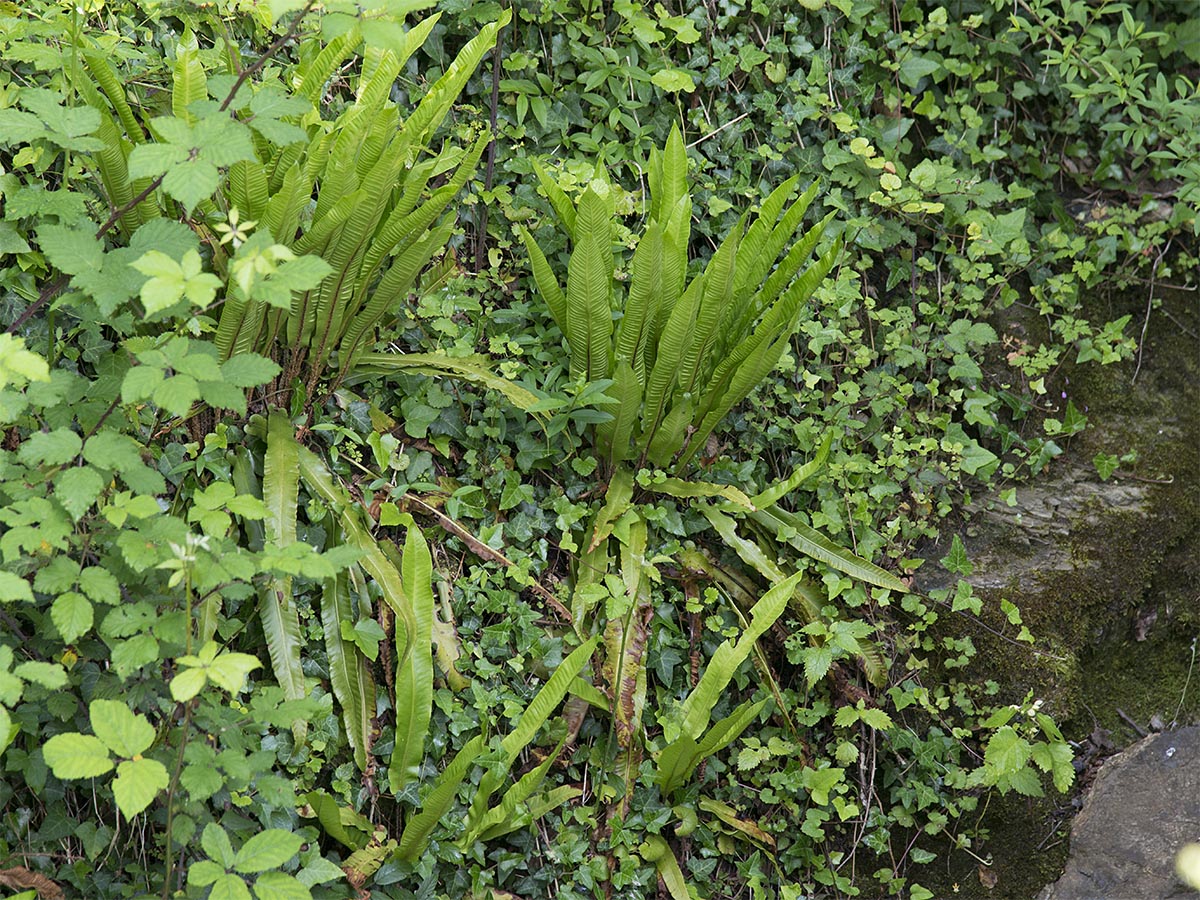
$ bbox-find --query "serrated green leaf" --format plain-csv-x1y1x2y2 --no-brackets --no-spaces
169,667,208,702
113,756,169,816
233,829,303,874
38,225,103,275
12,661,66,689
89,699,155,757
209,874,253,900
0,571,33,603
206,651,262,694
18,428,82,466
51,591,93,643
188,859,227,887
251,870,313,900
55,465,105,520
78,571,120,607
222,353,282,388
43,732,113,778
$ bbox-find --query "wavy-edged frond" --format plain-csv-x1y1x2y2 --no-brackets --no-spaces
749,506,909,592
170,38,207,124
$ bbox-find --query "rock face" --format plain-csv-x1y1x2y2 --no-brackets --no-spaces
1038,726,1200,900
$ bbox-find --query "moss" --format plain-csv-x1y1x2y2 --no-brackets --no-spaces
917,286,1200,897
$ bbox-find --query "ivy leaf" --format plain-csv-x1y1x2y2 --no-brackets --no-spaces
42,732,114,778
940,534,973,577
251,870,313,900
89,699,155,757
113,757,169,816
232,829,303,873
50,591,93,643
55,465,105,520
651,68,695,93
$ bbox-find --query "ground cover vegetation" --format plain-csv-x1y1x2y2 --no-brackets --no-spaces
0,0,1195,897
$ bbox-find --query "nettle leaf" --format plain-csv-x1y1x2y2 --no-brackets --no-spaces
985,726,1032,774
113,757,169,816
131,249,222,315
42,732,114,778
233,829,303,874
89,699,154,757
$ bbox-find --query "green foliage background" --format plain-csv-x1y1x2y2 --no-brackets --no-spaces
0,0,1194,897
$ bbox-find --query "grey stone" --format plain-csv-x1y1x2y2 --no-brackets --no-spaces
1038,727,1200,900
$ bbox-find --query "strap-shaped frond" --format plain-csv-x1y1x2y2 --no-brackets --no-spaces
170,37,207,124
532,158,577,238
639,277,701,452
296,28,360,105
615,220,663,386
396,10,510,161
565,182,615,382
595,360,642,468
519,226,568,339
677,216,743,397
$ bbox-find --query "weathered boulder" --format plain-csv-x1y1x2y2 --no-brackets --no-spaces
1038,726,1200,900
